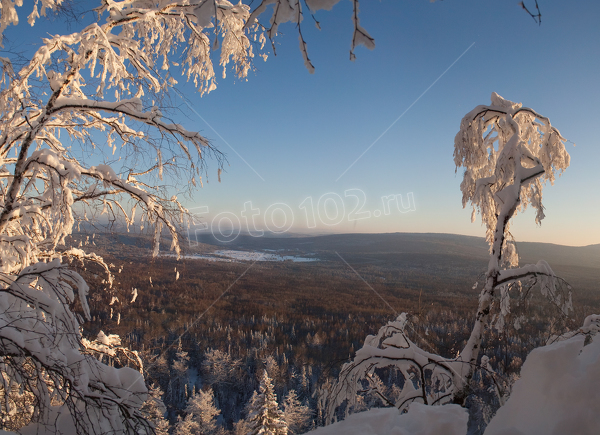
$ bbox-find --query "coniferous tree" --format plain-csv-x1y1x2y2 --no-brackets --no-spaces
233,418,252,435
174,387,221,435
174,413,200,435
140,384,170,435
171,340,191,411
246,371,288,435
282,390,312,435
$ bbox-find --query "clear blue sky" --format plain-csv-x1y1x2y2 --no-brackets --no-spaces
175,0,599,247
9,0,600,246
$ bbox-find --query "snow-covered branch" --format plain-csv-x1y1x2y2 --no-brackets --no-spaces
326,314,466,422
0,260,150,434
245,0,374,69
452,92,571,402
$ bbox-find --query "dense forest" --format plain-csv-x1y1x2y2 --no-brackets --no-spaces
66,231,600,433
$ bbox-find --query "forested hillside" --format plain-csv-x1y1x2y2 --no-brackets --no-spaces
67,230,600,432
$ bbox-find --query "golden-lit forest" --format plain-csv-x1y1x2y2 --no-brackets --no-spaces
68,231,600,431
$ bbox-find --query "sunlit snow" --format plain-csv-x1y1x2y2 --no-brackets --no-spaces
177,249,319,263
305,403,467,435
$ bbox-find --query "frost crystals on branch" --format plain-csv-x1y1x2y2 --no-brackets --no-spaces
245,0,375,71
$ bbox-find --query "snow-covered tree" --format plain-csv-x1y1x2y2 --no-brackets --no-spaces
453,91,571,400
0,256,151,433
0,1,376,433
168,340,192,412
202,348,242,387
82,329,144,368
233,418,252,435
283,390,312,434
174,387,222,435
326,93,572,421
247,371,288,435
140,384,171,435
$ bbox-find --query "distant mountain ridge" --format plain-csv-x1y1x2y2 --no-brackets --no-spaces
72,229,600,271
186,232,600,270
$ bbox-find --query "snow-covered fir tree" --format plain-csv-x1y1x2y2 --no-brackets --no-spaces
233,418,252,435
169,340,192,412
174,387,222,435
202,348,242,388
282,390,312,435
247,371,288,435
140,384,170,435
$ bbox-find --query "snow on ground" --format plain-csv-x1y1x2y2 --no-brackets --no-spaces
307,331,600,435
484,332,600,435
173,249,319,263
305,403,468,435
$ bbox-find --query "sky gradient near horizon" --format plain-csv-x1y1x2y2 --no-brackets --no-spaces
10,0,600,247
177,0,600,247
